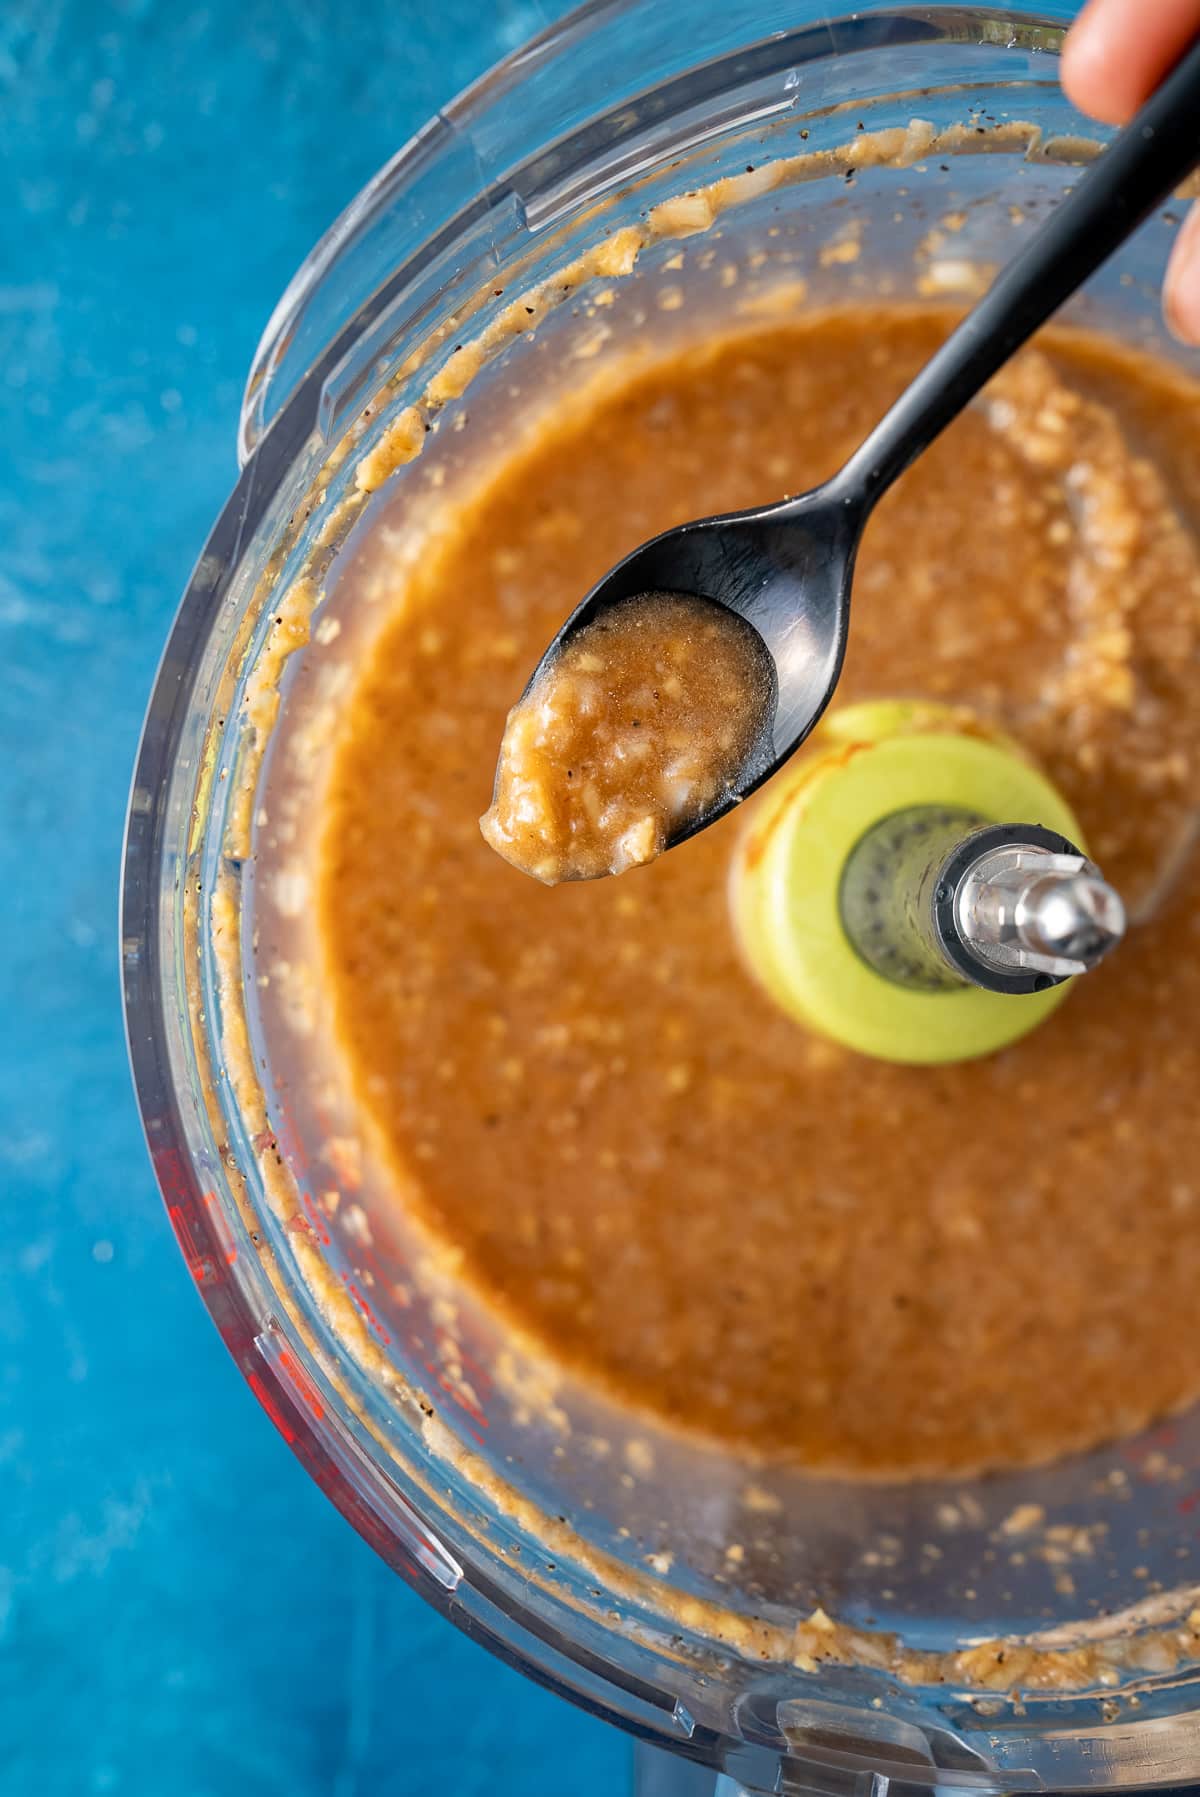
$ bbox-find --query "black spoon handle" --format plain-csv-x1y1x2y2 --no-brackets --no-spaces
834,35,1200,508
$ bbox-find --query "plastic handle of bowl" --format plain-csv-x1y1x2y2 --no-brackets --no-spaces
238,204,369,469
236,115,455,469
835,34,1200,506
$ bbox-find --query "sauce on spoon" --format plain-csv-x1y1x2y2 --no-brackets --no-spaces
481,591,774,883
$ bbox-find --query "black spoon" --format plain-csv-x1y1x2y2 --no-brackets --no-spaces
505,37,1200,858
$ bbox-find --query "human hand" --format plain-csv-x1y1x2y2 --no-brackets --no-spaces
1062,0,1200,340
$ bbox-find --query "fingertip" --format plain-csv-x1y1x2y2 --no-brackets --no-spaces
1060,3,1138,125
1164,206,1200,345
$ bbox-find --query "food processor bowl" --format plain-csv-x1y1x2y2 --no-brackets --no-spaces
121,3,1200,1790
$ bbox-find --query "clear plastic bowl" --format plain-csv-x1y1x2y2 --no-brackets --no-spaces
121,3,1200,1790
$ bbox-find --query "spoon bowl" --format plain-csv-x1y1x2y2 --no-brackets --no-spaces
524,486,863,842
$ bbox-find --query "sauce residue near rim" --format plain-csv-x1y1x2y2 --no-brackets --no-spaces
316,307,1200,1478
481,591,775,883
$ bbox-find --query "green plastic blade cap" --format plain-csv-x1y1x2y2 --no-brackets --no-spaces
731,701,1085,1065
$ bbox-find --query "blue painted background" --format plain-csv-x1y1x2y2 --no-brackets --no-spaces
0,2,628,1790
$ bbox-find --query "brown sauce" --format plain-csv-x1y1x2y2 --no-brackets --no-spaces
481,591,774,883
317,308,1200,1478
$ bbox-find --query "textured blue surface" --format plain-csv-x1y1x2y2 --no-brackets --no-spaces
0,2,627,1790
